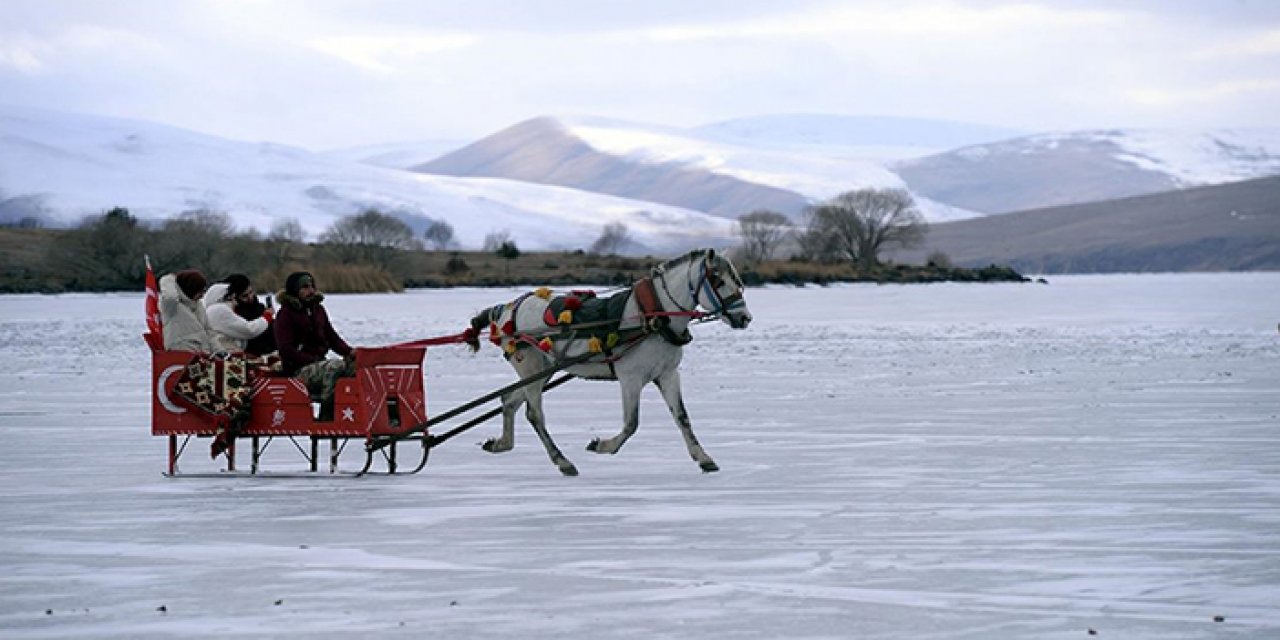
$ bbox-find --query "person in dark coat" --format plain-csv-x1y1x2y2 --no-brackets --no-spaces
274,271,355,420
235,290,277,356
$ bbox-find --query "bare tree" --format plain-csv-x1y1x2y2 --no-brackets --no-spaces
423,219,455,250
266,217,306,268
736,210,793,264
268,218,305,243
153,209,237,275
804,188,927,269
589,222,630,255
320,209,421,270
482,229,513,252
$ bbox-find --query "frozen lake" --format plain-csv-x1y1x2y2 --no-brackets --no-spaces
1,273,1278,638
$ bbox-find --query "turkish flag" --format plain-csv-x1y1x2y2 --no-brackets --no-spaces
144,255,164,350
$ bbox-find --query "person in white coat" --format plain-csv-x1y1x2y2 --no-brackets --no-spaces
203,273,270,354
159,269,213,352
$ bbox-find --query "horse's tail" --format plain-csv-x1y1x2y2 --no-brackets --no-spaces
463,308,491,352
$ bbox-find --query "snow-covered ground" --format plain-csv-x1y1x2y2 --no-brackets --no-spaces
1,273,1278,638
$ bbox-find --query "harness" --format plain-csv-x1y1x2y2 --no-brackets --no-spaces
635,277,692,347
495,252,741,376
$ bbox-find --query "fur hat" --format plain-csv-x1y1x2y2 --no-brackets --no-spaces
222,273,251,300
284,271,315,296
174,269,208,300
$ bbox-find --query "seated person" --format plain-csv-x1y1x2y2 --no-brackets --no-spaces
274,272,355,420
159,270,254,458
202,273,271,354
237,293,277,357
159,269,213,352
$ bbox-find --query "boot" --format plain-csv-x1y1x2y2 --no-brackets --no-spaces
317,398,334,422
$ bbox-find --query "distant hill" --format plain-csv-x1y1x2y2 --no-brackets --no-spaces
0,105,735,253
895,129,1280,214
888,175,1280,273
8,104,1280,266
414,117,816,219
692,114,1026,151
418,116,1280,224
322,138,469,169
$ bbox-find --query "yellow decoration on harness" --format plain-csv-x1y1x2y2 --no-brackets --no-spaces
534,287,552,299
558,310,573,324
503,342,517,354
587,337,602,353
606,332,620,349
538,337,554,352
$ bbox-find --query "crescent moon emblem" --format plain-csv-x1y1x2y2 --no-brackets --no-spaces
157,365,187,414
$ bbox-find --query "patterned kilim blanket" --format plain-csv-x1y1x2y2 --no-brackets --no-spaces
172,352,280,457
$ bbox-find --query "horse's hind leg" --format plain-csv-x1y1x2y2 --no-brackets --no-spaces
494,353,576,475
586,377,644,455
522,380,578,476
654,369,718,472
481,389,522,453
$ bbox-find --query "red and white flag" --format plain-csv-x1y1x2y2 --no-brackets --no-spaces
144,255,163,349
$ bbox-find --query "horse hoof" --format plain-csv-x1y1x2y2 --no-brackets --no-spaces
481,439,509,453
585,438,599,452
700,461,720,473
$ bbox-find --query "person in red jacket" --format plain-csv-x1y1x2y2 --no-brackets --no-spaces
274,271,355,421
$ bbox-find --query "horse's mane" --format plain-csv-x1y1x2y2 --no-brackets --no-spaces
652,249,744,289
653,249,709,274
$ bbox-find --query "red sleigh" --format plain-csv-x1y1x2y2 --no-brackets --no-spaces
150,339,429,476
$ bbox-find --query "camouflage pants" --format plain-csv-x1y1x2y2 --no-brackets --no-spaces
296,356,356,405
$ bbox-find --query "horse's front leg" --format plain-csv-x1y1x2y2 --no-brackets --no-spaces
587,376,644,455
654,369,718,472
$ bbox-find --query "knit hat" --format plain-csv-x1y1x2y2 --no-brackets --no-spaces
285,271,315,296
174,269,208,300
222,273,251,300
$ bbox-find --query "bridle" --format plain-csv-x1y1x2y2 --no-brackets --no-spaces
653,252,746,320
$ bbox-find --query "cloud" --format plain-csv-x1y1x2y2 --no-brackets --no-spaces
631,2,1121,41
1128,78,1280,107
308,33,479,74
0,26,164,74
1190,28,1280,59
2,1,1277,147
0,40,43,73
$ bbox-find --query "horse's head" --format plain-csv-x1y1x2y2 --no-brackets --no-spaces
696,249,752,329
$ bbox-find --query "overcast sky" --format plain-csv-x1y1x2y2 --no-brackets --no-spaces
2,0,1278,150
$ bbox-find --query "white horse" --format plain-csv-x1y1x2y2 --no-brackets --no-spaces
464,249,752,476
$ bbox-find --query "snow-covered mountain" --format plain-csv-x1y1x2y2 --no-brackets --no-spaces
322,138,468,170
419,115,1280,220
895,129,1280,214
691,113,1027,156
9,104,1278,250
415,116,983,223
0,105,735,253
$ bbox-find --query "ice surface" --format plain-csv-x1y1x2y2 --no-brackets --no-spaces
1,273,1279,638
